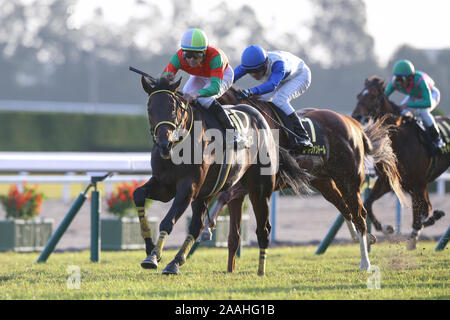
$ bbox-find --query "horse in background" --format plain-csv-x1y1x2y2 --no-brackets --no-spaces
133,76,311,275
352,75,450,249
200,87,405,272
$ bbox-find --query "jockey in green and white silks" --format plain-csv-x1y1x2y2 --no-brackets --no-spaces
233,45,313,150
385,59,445,150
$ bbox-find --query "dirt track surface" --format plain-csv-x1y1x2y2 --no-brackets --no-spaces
1,192,448,251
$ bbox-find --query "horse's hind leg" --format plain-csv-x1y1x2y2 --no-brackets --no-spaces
246,172,275,276
227,194,246,273
200,182,248,242
312,178,358,243
133,177,175,269
200,191,229,242
334,178,371,271
364,177,395,234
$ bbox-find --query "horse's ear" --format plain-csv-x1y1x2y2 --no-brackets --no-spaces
141,75,155,95
365,78,369,86
169,77,182,92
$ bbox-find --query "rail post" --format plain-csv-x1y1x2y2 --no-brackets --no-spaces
36,190,89,263
314,214,345,255
435,226,450,251
36,172,111,263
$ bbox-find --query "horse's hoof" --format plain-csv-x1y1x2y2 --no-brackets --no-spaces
360,261,370,271
141,254,159,269
368,233,377,245
200,229,213,242
381,225,395,235
407,239,417,251
162,260,179,275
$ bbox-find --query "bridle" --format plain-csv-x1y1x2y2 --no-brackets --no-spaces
147,89,193,147
356,84,386,123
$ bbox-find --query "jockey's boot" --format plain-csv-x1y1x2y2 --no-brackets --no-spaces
287,112,313,150
209,99,248,149
426,124,446,152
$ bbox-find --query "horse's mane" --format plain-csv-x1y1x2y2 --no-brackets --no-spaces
366,75,387,91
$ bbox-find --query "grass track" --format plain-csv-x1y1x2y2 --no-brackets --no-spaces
0,242,448,300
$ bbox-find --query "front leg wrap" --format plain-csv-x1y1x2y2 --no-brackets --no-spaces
152,231,169,259
175,234,196,266
137,207,153,239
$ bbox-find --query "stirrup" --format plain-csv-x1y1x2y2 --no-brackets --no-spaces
231,135,249,149
433,139,446,150
294,134,313,148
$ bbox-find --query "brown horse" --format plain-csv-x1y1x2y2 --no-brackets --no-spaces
352,75,450,249
200,87,404,272
133,76,311,275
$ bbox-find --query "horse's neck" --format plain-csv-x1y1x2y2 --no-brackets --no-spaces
374,97,400,123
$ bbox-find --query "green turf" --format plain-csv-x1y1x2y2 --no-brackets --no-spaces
0,242,448,300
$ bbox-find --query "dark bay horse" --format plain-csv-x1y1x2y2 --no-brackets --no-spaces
200,87,405,272
133,76,311,275
352,75,450,249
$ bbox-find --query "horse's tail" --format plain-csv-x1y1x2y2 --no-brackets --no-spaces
278,146,314,196
362,116,407,206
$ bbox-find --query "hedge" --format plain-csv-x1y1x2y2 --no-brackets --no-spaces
0,112,153,152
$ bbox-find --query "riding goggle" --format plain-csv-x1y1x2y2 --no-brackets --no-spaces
395,75,408,83
246,65,266,74
183,50,204,60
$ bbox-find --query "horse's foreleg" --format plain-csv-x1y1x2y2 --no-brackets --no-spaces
133,177,174,269
407,189,430,250
339,186,371,271
163,197,208,275
364,177,395,234
144,181,195,271
227,195,246,273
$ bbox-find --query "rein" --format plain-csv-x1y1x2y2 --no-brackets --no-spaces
148,89,193,147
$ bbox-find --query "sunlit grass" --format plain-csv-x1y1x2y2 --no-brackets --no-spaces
0,242,448,299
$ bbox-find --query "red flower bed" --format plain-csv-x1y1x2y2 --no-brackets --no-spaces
106,181,148,218
1,184,45,219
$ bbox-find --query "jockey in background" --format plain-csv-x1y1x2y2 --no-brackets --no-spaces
233,45,313,150
161,28,247,148
385,59,446,151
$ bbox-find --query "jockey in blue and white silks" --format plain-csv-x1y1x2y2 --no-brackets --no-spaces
233,45,313,150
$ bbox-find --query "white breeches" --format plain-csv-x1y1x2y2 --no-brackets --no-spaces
259,65,311,116
182,65,234,108
401,88,440,127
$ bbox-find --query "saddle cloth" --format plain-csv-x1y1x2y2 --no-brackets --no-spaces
413,116,450,155
265,103,328,156
436,117,450,154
